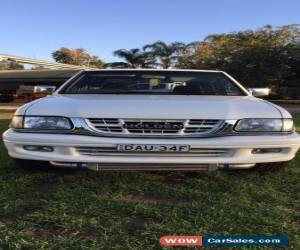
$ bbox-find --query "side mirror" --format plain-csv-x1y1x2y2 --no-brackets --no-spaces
249,88,270,97
34,85,56,94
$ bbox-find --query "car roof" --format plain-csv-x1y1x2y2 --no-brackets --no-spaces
83,68,224,73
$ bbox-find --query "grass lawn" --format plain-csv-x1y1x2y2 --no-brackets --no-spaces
0,111,299,249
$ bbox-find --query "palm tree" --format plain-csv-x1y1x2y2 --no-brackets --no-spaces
106,48,155,68
143,41,187,68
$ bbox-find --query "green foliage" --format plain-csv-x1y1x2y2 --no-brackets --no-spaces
107,24,300,98
178,25,300,99
108,41,188,69
52,48,104,68
143,41,187,68
106,48,156,68
51,25,300,98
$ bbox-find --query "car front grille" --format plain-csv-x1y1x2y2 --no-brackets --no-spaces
75,146,230,157
86,118,223,136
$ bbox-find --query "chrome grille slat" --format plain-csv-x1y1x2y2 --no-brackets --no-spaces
86,118,223,136
185,125,216,128
78,153,227,156
76,148,228,153
75,146,230,157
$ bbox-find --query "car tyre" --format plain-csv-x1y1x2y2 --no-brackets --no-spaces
13,158,50,170
254,162,289,171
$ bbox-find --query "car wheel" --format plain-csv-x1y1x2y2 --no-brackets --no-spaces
254,162,289,171
13,158,50,169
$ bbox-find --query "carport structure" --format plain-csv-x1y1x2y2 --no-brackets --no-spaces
0,54,89,70
0,54,93,103
0,69,79,103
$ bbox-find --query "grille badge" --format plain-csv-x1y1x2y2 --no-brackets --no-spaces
123,122,184,130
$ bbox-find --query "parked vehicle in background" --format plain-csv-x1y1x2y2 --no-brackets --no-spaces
0,94,14,103
3,69,300,171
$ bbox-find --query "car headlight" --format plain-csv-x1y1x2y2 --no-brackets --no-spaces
11,116,72,130
235,118,294,132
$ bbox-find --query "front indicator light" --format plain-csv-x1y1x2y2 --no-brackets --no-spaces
282,119,294,132
10,116,24,129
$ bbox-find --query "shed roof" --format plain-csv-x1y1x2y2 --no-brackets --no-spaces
0,70,79,83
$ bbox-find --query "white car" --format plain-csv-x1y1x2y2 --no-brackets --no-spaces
3,69,300,171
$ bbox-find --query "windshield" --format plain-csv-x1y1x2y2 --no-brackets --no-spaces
61,71,246,96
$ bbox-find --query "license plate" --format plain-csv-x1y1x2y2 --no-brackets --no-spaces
117,144,190,152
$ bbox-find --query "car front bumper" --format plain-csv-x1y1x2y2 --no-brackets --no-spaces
3,129,300,169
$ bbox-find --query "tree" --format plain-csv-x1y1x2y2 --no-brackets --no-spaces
49,24,300,98
143,41,187,68
106,48,156,68
88,55,105,68
179,25,300,98
52,48,104,68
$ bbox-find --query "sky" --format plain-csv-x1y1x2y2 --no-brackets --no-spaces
1,0,300,62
